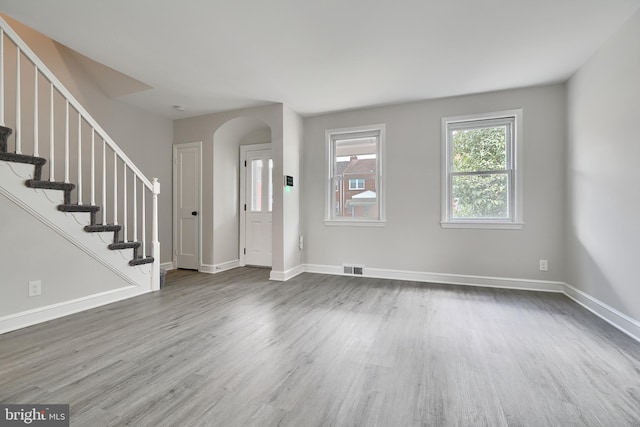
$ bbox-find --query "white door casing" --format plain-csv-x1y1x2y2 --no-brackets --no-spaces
173,142,201,270
240,144,272,267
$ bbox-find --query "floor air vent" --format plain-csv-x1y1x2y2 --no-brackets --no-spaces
343,265,364,276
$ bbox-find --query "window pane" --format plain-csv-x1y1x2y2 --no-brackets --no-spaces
335,173,377,219
452,173,509,219
333,177,343,216
332,136,378,219
442,111,520,227
328,126,385,223
349,178,365,190
268,158,273,212
251,159,263,211
452,126,507,172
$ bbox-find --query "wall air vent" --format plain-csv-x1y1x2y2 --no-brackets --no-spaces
343,265,364,276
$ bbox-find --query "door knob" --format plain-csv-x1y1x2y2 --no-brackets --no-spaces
191,211,198,216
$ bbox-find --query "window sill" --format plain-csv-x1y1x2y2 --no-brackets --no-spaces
325,220,386,227
441,221,524,230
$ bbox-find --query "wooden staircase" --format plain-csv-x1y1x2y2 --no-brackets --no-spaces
0,125,153,266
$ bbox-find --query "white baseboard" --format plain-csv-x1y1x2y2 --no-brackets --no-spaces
0,286,151,335
270,264,305,281
160,261,175,271
4,262,637,344
302,264,639,343
303,264,564,293
563,283,640,343
200,259,240,274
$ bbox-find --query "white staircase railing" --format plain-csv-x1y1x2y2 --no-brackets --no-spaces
0,17,160,291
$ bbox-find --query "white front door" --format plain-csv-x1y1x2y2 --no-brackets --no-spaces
244,148,273,267
173,142,201,270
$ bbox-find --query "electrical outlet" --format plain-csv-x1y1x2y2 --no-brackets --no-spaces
539,260,548,272
28,280,41,297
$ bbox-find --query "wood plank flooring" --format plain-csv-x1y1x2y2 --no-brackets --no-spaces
1,267,639,426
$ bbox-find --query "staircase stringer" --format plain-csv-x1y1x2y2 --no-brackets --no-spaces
0,161,152,290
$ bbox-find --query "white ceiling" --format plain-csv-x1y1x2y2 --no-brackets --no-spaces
1,0,639,119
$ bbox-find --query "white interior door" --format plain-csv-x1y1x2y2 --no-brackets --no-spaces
174,142,201,270
245,148,273,267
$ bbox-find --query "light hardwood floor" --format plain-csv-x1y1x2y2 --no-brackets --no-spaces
1,267,639,426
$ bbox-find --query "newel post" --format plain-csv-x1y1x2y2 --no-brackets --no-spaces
151,178,161,291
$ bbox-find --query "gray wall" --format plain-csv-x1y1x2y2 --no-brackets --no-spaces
566,10,640,321
6,8,638,328
302,84,566,281
174,104,303,276
0,192,130,316
173,104,285,270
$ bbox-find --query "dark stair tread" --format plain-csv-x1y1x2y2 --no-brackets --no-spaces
0,125,12,153
58,204,100,213
84,224,122,233
0,152,47,166
0,125,150,269
27,180,75,191
108,241,141,250
129,257,154,266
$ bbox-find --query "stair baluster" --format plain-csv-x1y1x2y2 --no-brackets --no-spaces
0,28,4,126
102,138,106,225
33,65,38,156
123,162,127,242
49,83,54,181
15,46,20,154
77,114,82,205
64,100,69,183
91,129,95,206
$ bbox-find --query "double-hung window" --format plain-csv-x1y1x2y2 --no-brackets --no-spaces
441,109,523,229
326,124,385,225
349,178,365,190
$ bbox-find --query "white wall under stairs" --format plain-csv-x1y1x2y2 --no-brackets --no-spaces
0,160,153,333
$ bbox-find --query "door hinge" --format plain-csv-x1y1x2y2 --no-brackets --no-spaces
174,249,178,255
244,204,247,211
244,160,247,167
244,248,246,255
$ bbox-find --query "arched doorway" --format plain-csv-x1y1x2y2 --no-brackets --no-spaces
212,117,272,269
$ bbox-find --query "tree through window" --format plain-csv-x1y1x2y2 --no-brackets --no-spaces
442,110,523,228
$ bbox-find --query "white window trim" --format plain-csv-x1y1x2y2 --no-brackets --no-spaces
325,124,386,226
441,109,524,229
